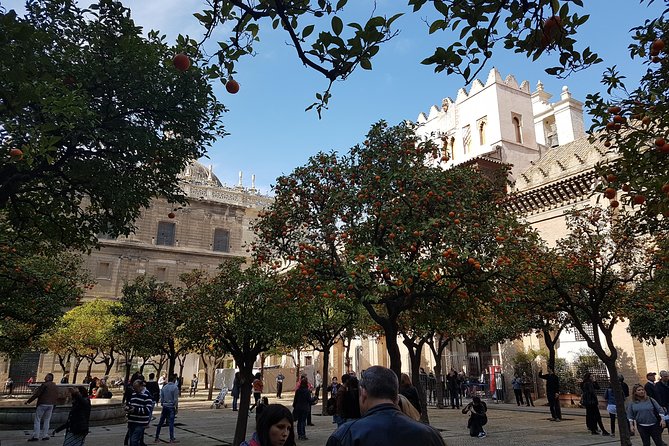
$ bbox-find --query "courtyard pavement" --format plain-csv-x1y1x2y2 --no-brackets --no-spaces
0,395,648,446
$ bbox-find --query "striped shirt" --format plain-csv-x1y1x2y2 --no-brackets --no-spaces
127,389,154,426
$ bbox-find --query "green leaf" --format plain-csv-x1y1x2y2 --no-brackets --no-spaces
332,16,343,36
302,24,315,39
360,58,372,70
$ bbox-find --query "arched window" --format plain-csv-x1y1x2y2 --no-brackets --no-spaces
462,125,471,154
478,120,487,145
513,116,522,143
450,137,455,161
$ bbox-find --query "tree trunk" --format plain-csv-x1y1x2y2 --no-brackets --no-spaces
72,356,83,383
403,335,429,424
233,360,256,446
320,347,331,415
167,339,176,378
429,334,449,409
201,354,210,390
602,360,632,446
541,324,563,371
384,324,402,377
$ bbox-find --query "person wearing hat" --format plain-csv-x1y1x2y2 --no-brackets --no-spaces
656,370,669,413
646,372,658,400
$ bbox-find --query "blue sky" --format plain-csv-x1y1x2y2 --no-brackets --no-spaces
6,1,663,194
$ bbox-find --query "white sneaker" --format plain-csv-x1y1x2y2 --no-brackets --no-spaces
478,432,487,438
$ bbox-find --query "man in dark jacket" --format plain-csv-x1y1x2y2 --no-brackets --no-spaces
539,368,562,421
645,372,658,400
655,370,669,412
326,366,445,446
25,372,59,441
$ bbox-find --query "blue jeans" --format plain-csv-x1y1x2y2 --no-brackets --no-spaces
127,424,145,446
155,406,176,440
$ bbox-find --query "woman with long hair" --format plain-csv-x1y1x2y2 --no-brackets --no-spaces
581,373,609,436
241,403,296,446
627,384,667,446
292,377,312,440
399,373,421,415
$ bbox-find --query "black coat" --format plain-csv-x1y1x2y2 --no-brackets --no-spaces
399,386,422,414
326,403,444,446
539,372,560,395
57,392,91,435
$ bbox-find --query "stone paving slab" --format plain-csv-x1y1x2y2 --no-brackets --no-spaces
0,395,645,446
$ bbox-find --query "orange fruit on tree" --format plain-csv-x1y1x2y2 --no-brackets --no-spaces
172,53,190,71
9,148,23,159
226,79,240,94
610,200,620,208
607,106,622,114
168,212,176,219
651,39,665,53
633,195,646,205
603,187,616,199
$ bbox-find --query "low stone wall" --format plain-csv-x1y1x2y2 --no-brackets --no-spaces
0,400,126,430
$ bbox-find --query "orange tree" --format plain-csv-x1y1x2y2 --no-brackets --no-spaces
0,228,91,355
526,208,661,446
0,0,225,250
627,231,669,342
253,120,538,376
587,4,669,231
192,1,599,113
281,267,365,413
114,276,189,379
180,259,304,446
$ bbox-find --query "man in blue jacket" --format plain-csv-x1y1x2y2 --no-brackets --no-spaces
326,366,445,446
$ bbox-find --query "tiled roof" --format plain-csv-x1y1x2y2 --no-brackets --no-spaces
514,135,615,192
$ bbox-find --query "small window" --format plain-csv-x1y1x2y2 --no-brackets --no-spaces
450,137,455,161
96,262,111,280
213,228,230,252
575,324,595,342
513,115,522,143
155,267,167,282
305,356,313,366
478,117,487,145
156,222,176,246
462,125,471,154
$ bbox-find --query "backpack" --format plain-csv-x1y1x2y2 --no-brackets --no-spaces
326,397,336,415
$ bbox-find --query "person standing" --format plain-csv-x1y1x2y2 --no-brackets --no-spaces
292,377,312,440
581,373,609,436
314,371,322,401
627,384,666,446
655,370,669,413
231,372,241,411
5,376,14,396
646,372,659,400
447,369,461,409
276,372,285,399
538,368,562,421
53,386,91,446
521,372,534,407
399,373,421,415
158,373,167,390
25,372,58,441
326,365,445,446
250,373,264,411
125,379,155,446
189,374,198,397
511,375,524,406
145,373,160,404
155,374,179,444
